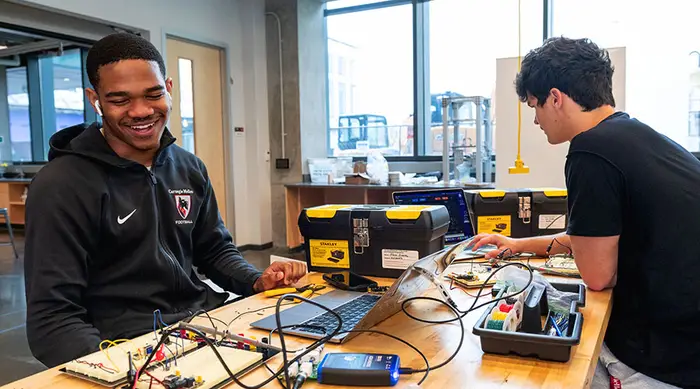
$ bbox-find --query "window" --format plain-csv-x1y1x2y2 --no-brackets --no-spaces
45,49,85,135
552,0,700,152
6,67,31,161
325,0,544,160
426,0,543,157
178,58,195,154
326,2,414,157
1,44,93,162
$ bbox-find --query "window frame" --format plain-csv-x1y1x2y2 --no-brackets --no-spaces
324,0,552,161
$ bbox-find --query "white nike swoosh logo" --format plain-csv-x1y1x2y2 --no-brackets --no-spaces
117,209,137,225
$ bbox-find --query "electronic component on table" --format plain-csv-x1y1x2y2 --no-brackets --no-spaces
61,333,198,386
529,254,580,277
132,346,262,389
285,344,325,386
544,254,579,276
316,353,401,387
161,373,198,389
182,323,284,353
446,263,498,288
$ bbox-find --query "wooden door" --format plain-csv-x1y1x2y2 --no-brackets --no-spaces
165,37,228,225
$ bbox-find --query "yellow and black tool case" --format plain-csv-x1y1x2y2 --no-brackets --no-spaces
298,204,450,278
464,188,568,238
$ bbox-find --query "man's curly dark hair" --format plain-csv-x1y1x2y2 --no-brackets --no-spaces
515,37,615,111
86,33,166,90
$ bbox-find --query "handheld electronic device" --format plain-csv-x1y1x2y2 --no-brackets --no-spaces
322,271,378,292
316,353,400,386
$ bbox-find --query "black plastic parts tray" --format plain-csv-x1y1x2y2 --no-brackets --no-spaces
473,282,586,362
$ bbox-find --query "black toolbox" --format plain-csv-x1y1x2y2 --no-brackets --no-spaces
464,188,568,238
473,282,586,362
298,204,450,278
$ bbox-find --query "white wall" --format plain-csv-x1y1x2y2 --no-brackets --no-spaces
18,0,273,246
238,0,273,246
494,48,627,189
551,0,700,152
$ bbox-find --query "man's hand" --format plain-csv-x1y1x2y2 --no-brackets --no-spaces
253,261,307,293
470,233,521,259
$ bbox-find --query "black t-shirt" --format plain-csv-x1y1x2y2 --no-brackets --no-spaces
565,111,700,388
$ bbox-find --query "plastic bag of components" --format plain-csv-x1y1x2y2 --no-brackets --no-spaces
495,265,579,314
365,150,389,184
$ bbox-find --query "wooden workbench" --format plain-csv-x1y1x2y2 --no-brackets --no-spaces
3,268,612,389
285,182,493,249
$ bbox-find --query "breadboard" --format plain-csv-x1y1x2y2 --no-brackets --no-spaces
62,332,198,386
135,346,262,389
446,263,498,288
447,273,498,288
533,255,581,277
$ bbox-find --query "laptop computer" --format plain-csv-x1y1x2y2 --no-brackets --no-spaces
249,245,456,344
392,188,497,260
392,188,475,245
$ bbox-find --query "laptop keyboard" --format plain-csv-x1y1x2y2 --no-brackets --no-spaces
291,294,381,335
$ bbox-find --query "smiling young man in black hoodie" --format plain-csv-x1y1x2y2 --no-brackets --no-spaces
24,33,306,368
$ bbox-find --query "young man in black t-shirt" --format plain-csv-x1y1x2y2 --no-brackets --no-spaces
471,37,699,389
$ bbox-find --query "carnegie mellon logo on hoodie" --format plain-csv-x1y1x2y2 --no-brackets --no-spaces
169,188,194,224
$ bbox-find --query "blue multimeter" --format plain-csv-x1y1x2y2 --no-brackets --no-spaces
316,353,401,386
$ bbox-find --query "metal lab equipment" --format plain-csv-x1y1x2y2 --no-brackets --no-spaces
440,95,493,184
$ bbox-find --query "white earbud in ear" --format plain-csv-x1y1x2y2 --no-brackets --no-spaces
94,100,103,117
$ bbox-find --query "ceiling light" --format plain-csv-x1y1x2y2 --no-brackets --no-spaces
0,45,7,50
63,78,70,82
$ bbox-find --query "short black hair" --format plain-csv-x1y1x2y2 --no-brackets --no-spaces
86,33,166,90
515,37,615,111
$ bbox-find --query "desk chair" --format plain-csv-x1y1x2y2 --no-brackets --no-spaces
0,208,19,259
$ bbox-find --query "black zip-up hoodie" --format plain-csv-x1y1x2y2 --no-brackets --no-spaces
24,122,262,367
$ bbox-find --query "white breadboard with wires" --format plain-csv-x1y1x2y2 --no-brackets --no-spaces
61,332,198,386
133,346,262,389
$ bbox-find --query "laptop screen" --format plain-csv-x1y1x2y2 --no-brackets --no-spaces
392,189,474,244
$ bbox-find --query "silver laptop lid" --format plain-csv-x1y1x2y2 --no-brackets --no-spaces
340,243,462,342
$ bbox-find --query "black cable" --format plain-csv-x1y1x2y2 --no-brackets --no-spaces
402,262,532,325
266,324,330,354
399,262,533,374
264,363,288,389
274,294,343,389
400,295,464,374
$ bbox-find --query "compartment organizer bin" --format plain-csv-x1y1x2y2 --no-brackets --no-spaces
473,282,586,362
